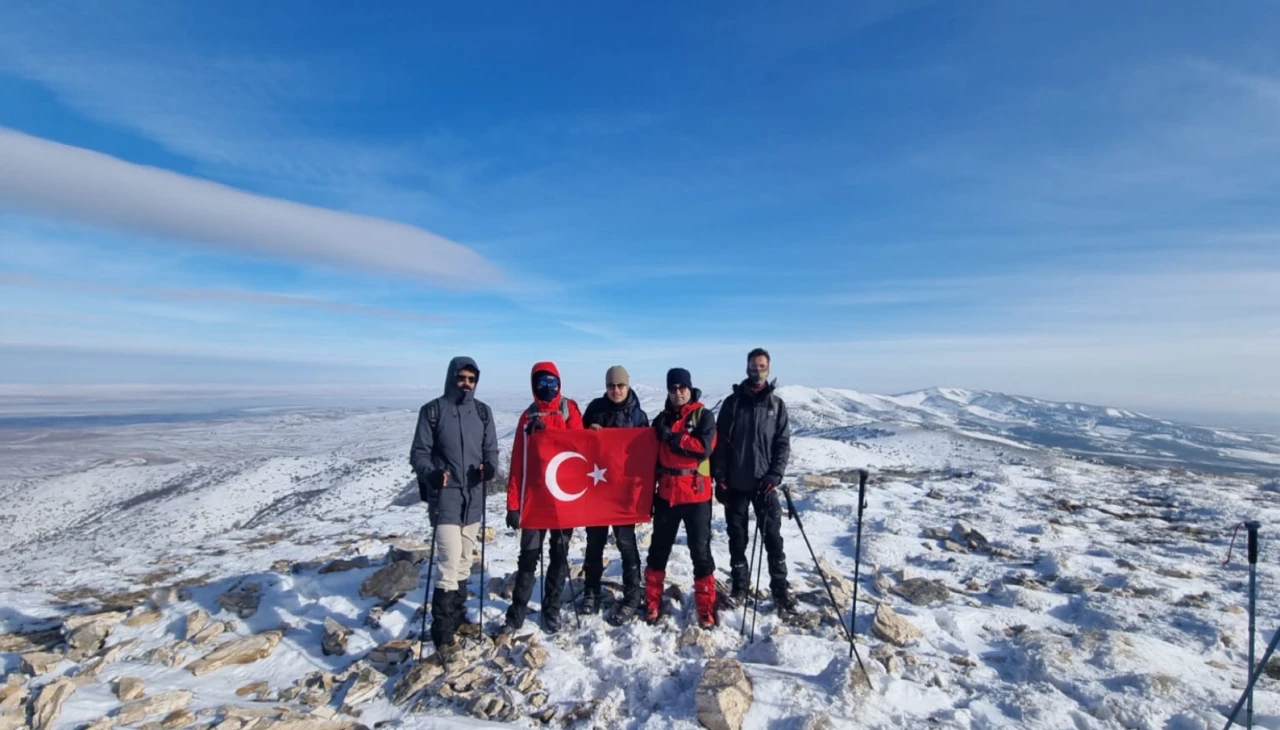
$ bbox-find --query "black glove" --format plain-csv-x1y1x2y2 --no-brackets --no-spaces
714,482,728,504
479,461,496,481
506,510,521,530
759,477,779,495
525,417,545,435
655,421,672,441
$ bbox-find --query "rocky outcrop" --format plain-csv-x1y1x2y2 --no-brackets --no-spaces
360,560,418,601
116,676,146,700
31,677,77,730
115,689,194,725
186,631,282,676
322,617,349,656
20,651,62,676
890,578,952,606
696,658,752,730
392,660,445,704
184,609,211,640
871,603,922,647
217,583,263,618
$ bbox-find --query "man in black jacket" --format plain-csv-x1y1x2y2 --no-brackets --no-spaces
409,356,499,653
712,348,796,613
580,365,649,622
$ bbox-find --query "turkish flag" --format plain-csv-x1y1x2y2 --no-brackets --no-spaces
517,427,659,530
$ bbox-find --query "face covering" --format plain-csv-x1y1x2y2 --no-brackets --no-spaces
747,367,769,385
534,373,560,403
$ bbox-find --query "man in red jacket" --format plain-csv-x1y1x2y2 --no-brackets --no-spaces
644,367,719,628
504,361,584,633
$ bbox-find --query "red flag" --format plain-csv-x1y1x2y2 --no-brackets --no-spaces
518,427,659,530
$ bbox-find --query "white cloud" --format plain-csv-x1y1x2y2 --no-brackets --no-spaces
0,129,504,287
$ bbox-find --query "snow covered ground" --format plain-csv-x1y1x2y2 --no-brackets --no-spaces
1,387,1278,729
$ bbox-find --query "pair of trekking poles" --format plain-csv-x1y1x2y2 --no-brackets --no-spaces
738,469,872,687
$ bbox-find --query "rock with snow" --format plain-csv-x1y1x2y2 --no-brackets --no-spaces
122,607,165,627
368,639,417,669
0,677,26,711
162,708,197,728
20,651,62,676
235,681,269,699
468,692,509,720
115,689,194,725
890,578,952,606
189,620,229,646
341,664,385,706
387,539,433,564
319,556,372,574
184,609,210,640
1055,576,1100,594
392,660,445,705
186,631,282,676
117,676,146,700
520,644,549,670
696,657,753,730
360,560,418,601
31,677,77,730
871,603,922,647
217,583,263,618
808,556,856,608
322,617,349,656
799,474,839,489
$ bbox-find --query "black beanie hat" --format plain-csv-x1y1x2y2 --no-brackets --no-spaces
666,367,693,390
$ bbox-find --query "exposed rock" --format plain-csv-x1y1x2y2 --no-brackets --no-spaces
529,690,549,708
799,474,838,489
117,676,146,700
468,692,508,720
20,650,62,676
31,677,77,730
871,603,922,647
368,639,416,669
392,661,444,704
808,556,856,608
942,540,968,553
696,657,752,730
1055,577,1100,595
890,578,952,606
951,521,990,551
1158,567,1196,580
484,527,497,543
491,573,516,600
235,681,269,699
359,560,419,601
322,617,349,656
150,586,182,607
448,665,491,693
319,556,372,574
0,626,61,654
64,611,127,632
81,719,114,730
189,620,228,646
388,539,434,564
521,644,549,670
341,664,386,706
68,621,112,658
143,644,186,668
116,690,194,725
679,627,715,655
77,638,139,679
884,655,903,674
0,677,27,710
185,609,211,640
218,583,263,619
364,605,386,629
123,607,165,627
922,526,951,541
872,568,893,596
162,709,197,728
926,488,945,500
187,631,282,676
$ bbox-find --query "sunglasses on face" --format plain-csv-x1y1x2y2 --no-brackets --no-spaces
536,375,560,390
667,384,690,392
606,383,627,390
456,374,477,384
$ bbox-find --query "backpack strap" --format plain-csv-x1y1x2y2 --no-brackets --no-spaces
426,400,441,433
476,402,491,429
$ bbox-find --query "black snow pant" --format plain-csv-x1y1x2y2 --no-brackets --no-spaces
646,497,715,579
584,524,642,606
507,527,573,627
723,489,789,596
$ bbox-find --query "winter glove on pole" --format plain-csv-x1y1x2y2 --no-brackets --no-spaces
525,416,545,435
760,477,779,496
506,510,521,530
479,461,496,481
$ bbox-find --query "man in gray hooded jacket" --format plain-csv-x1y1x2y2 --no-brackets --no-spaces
410,356,499,653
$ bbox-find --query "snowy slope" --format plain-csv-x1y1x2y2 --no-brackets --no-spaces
0,393,1277,729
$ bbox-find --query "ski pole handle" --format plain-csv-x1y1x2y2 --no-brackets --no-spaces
781,485,797,520
857,469,868,509
1248,521,1261,565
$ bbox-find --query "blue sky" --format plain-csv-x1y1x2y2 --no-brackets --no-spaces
1,1,1279,419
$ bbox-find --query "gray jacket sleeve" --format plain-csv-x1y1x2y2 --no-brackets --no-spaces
482,405,499,469
767,399,790,482
409,404,435,479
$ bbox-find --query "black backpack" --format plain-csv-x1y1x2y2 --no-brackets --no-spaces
424,398,492,435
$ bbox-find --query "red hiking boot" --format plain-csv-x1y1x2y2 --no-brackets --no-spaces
644,568,665,623
694,575,718,629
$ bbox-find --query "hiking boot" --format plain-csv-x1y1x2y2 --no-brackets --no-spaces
541,608,562,634
644,568,665,624
694,575,718,629
772,584,799,616
429,587,457,650
451,590,482,637
581,590,601,615
607,601,640,626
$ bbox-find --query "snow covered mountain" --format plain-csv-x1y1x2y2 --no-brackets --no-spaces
0,387,1276,728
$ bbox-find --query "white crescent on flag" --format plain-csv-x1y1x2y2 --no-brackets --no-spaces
545,451,588,502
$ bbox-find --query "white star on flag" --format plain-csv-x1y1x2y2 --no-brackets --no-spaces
588,464,608,485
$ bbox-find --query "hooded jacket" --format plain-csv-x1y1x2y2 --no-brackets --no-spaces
712,379,791,492
653,388,717,506
506,361,584,512
409,356,500,526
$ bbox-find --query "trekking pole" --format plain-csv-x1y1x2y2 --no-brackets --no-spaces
417,505,439,665
748,520,765,643
739,520,761,639
567,532,583,629
781,485,857,649
1246,521,1261,729
846,470,873,687
478,481,488,632
1223,625,1280,730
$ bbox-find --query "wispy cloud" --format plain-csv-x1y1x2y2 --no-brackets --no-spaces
0,129,504,287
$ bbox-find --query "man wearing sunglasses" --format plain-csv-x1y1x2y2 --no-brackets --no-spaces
504,361,584,633
409,356,499,655
580,365,649,623
645,368,718,628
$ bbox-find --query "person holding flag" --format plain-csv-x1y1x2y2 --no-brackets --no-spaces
503,361,584,634
644,367,719,628
580,365,649,623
